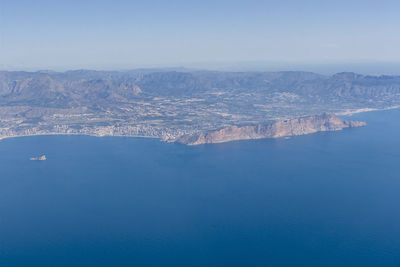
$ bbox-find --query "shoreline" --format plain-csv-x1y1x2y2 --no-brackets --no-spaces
334,105,400,116
0,106,399,143
0,133,159,142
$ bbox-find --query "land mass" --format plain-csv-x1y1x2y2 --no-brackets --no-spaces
0,69,398,144
175,113,366,145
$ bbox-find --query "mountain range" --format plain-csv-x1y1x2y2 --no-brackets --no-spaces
0,69,398,143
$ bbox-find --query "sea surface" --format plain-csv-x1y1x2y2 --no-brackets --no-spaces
0,109,400,266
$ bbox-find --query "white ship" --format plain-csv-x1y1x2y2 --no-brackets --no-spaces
30,155,47,161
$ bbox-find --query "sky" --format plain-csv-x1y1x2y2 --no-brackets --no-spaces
0,0,400,71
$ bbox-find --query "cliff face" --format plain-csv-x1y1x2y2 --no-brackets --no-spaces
175,114,366,145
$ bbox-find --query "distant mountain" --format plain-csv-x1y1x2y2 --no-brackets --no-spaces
1,70,400,102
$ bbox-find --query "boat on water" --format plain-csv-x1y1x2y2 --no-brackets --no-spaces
30,155,47,161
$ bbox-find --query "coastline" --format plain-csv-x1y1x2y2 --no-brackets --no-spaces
0,133,159,142
0,106,399,144
334,105,400,116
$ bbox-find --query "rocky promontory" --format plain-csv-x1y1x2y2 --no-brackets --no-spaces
174,113,366,145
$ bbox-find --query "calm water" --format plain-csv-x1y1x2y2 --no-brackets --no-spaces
0,109,400,266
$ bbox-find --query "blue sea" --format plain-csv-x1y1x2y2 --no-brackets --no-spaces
0,109,400,266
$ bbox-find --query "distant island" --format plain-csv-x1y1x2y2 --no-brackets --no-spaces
0,69,398,144
30,155,47,161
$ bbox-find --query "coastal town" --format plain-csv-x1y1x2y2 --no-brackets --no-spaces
0,70,399,144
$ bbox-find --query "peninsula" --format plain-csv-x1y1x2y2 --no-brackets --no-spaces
174,113,366,145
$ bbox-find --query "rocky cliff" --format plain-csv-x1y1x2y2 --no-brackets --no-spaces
174,114,366,145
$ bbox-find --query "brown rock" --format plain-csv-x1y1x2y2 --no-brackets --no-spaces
175,113,366,145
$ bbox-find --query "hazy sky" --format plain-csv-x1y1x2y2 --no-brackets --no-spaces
1,0,399,70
